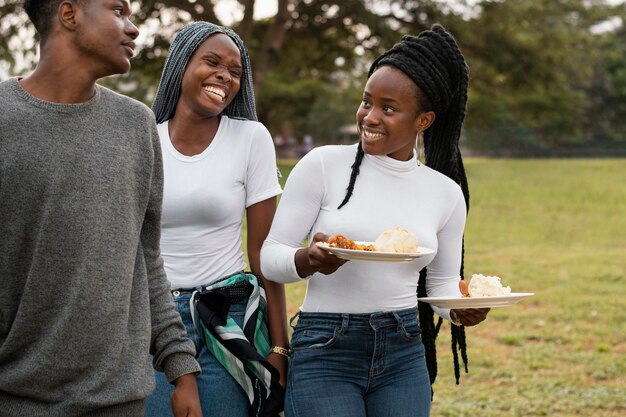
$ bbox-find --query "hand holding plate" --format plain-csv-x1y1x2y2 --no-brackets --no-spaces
308,233,349,274
451,308,490,326
295,233,348,277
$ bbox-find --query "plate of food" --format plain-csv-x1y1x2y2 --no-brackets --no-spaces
418,274,534,308
316,227,435,262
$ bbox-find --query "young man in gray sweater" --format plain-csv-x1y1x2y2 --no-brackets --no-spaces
0,1,202,416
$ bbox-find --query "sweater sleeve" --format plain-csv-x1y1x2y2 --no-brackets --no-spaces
425,187,467,322
261,149,326,283
143,120,201,382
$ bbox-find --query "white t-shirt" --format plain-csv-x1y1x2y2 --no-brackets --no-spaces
261,144,465,319
158,116,282,289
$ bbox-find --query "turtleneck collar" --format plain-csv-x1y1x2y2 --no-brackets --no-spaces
363,150,420,174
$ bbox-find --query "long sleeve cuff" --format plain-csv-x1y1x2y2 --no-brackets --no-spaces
163,352,201,384
431,305,454,323
261,242,304,283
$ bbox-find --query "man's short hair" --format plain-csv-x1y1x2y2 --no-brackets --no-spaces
24,0,69,42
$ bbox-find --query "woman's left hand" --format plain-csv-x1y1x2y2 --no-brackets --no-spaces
451,308,490,326
267,352,288,388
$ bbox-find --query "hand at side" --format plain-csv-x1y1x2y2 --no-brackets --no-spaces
170,373,202,417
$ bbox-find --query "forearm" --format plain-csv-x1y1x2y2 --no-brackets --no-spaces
260,277,289,347
246,197,289,346
249,248,289,347
294,247,316,278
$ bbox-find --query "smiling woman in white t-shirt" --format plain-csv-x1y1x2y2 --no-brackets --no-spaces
146,22,287,417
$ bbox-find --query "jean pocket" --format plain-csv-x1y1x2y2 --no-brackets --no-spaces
399,318,422,341
291,323,339,351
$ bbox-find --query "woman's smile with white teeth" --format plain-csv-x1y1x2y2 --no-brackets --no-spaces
203,86,226,101
361,128,385,139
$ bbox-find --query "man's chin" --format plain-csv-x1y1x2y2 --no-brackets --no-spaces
98,61,132,79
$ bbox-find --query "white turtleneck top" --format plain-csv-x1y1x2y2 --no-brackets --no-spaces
261,144,466,320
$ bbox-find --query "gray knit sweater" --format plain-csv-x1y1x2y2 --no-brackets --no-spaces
0,78,200,417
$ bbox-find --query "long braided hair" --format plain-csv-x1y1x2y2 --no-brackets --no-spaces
338,24,470,386
152,21,257,123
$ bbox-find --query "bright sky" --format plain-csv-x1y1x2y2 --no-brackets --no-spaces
214,0,278,24
0,0,280,79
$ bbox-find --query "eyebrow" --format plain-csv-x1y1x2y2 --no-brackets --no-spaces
202,52,243,69
116,0,132,14
363,91,401,105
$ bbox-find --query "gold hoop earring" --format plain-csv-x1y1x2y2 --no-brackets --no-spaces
415,131,424,165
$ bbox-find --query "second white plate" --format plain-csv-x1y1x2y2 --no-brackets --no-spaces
316,241,435,262
417,293,535,308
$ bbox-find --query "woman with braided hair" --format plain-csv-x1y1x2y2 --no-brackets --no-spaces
261,24,489,416
145,22,287,417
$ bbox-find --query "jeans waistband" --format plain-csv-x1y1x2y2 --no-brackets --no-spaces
171,271,251,297
291,307,418,329
171,288,196,296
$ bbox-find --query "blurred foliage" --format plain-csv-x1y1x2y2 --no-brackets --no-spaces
585,27,626,145
1,0,625,153
461,0,626,152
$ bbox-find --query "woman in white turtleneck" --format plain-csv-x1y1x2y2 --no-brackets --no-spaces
261,25,490,417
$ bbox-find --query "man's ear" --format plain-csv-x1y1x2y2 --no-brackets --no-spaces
58,1,80,31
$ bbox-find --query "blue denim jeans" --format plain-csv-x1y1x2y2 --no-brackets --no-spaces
144,293,250,417
285,308,431,417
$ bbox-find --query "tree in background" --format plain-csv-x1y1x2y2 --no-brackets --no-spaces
585,24,626,147
1,0,624,153
460,0,626,154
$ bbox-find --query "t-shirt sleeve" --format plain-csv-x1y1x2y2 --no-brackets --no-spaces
261,148,326,283
245,123,282,207
425,187,467,321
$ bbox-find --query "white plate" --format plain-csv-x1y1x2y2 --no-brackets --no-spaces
417,293,534,309
316,241,435,262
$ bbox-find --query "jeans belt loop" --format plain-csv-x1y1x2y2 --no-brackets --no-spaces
391,310,403,332
341,313,350,332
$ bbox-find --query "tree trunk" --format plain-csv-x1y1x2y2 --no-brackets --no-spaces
252,0,292,92
238,0,256,42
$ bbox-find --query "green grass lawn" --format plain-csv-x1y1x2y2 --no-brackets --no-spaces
266,158,626,416
431,159,626,417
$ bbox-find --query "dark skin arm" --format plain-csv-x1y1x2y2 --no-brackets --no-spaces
247,197,289,387
170,373,202,417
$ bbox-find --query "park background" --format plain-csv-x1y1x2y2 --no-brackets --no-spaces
1,0,625,416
